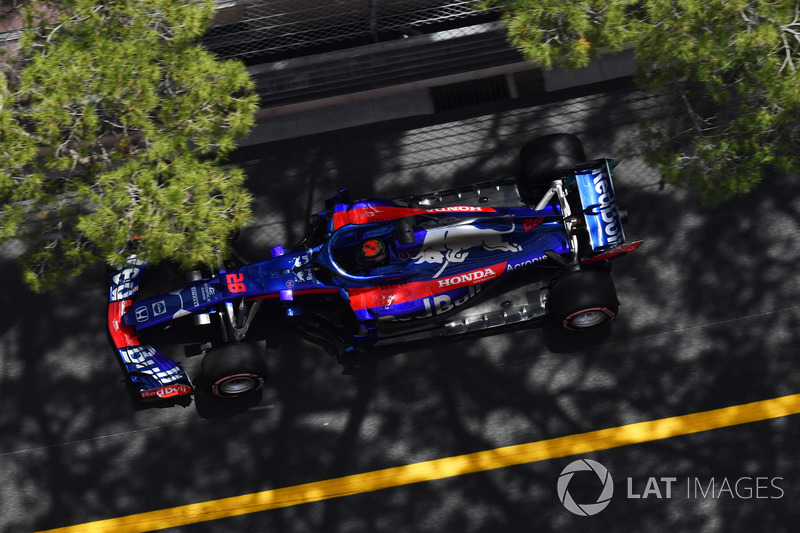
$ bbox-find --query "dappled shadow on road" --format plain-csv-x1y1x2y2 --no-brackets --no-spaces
5,85,800,532
0,257,149,531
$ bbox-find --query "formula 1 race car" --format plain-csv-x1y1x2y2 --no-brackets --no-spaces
107,134,641,401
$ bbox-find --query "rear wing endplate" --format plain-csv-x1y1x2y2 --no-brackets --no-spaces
574,159,626,252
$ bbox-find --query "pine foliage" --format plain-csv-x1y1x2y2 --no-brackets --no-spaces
483,0,800,204
0,0,258,291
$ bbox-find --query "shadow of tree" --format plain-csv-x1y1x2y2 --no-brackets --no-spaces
5,82,800,532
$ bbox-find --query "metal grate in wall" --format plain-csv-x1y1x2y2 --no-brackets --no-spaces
250,22,524,108
208,0,502,61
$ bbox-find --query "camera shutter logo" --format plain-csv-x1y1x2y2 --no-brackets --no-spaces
557,459,614,516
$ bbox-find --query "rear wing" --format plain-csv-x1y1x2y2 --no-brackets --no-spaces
573,159,626,252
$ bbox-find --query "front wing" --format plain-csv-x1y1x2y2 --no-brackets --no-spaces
108,256,192,400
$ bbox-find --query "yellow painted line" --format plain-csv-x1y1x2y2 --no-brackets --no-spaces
38,392,800,533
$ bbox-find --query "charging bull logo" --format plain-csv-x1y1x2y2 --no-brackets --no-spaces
412,223,522,278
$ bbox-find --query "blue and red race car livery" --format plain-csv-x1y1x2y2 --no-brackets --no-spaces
107,135,641,402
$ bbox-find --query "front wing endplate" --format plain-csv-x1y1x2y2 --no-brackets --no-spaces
108,256,192,401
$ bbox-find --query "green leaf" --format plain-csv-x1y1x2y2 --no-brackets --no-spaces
493,0,800,203
1,0,256,292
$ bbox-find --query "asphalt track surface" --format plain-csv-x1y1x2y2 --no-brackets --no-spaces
3,80,800,532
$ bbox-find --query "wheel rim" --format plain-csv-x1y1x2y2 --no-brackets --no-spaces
215,374,261,396
566,308,613,329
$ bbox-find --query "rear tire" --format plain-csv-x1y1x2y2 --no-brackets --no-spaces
519,134,585,199
202,343,268,397
548,270,618,331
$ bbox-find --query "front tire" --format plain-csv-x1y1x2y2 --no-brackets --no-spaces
202,343,268,397
548,270,619,331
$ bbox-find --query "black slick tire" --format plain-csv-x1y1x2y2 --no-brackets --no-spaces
548,270,619,331
519,134,585,199
201,343,268,398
